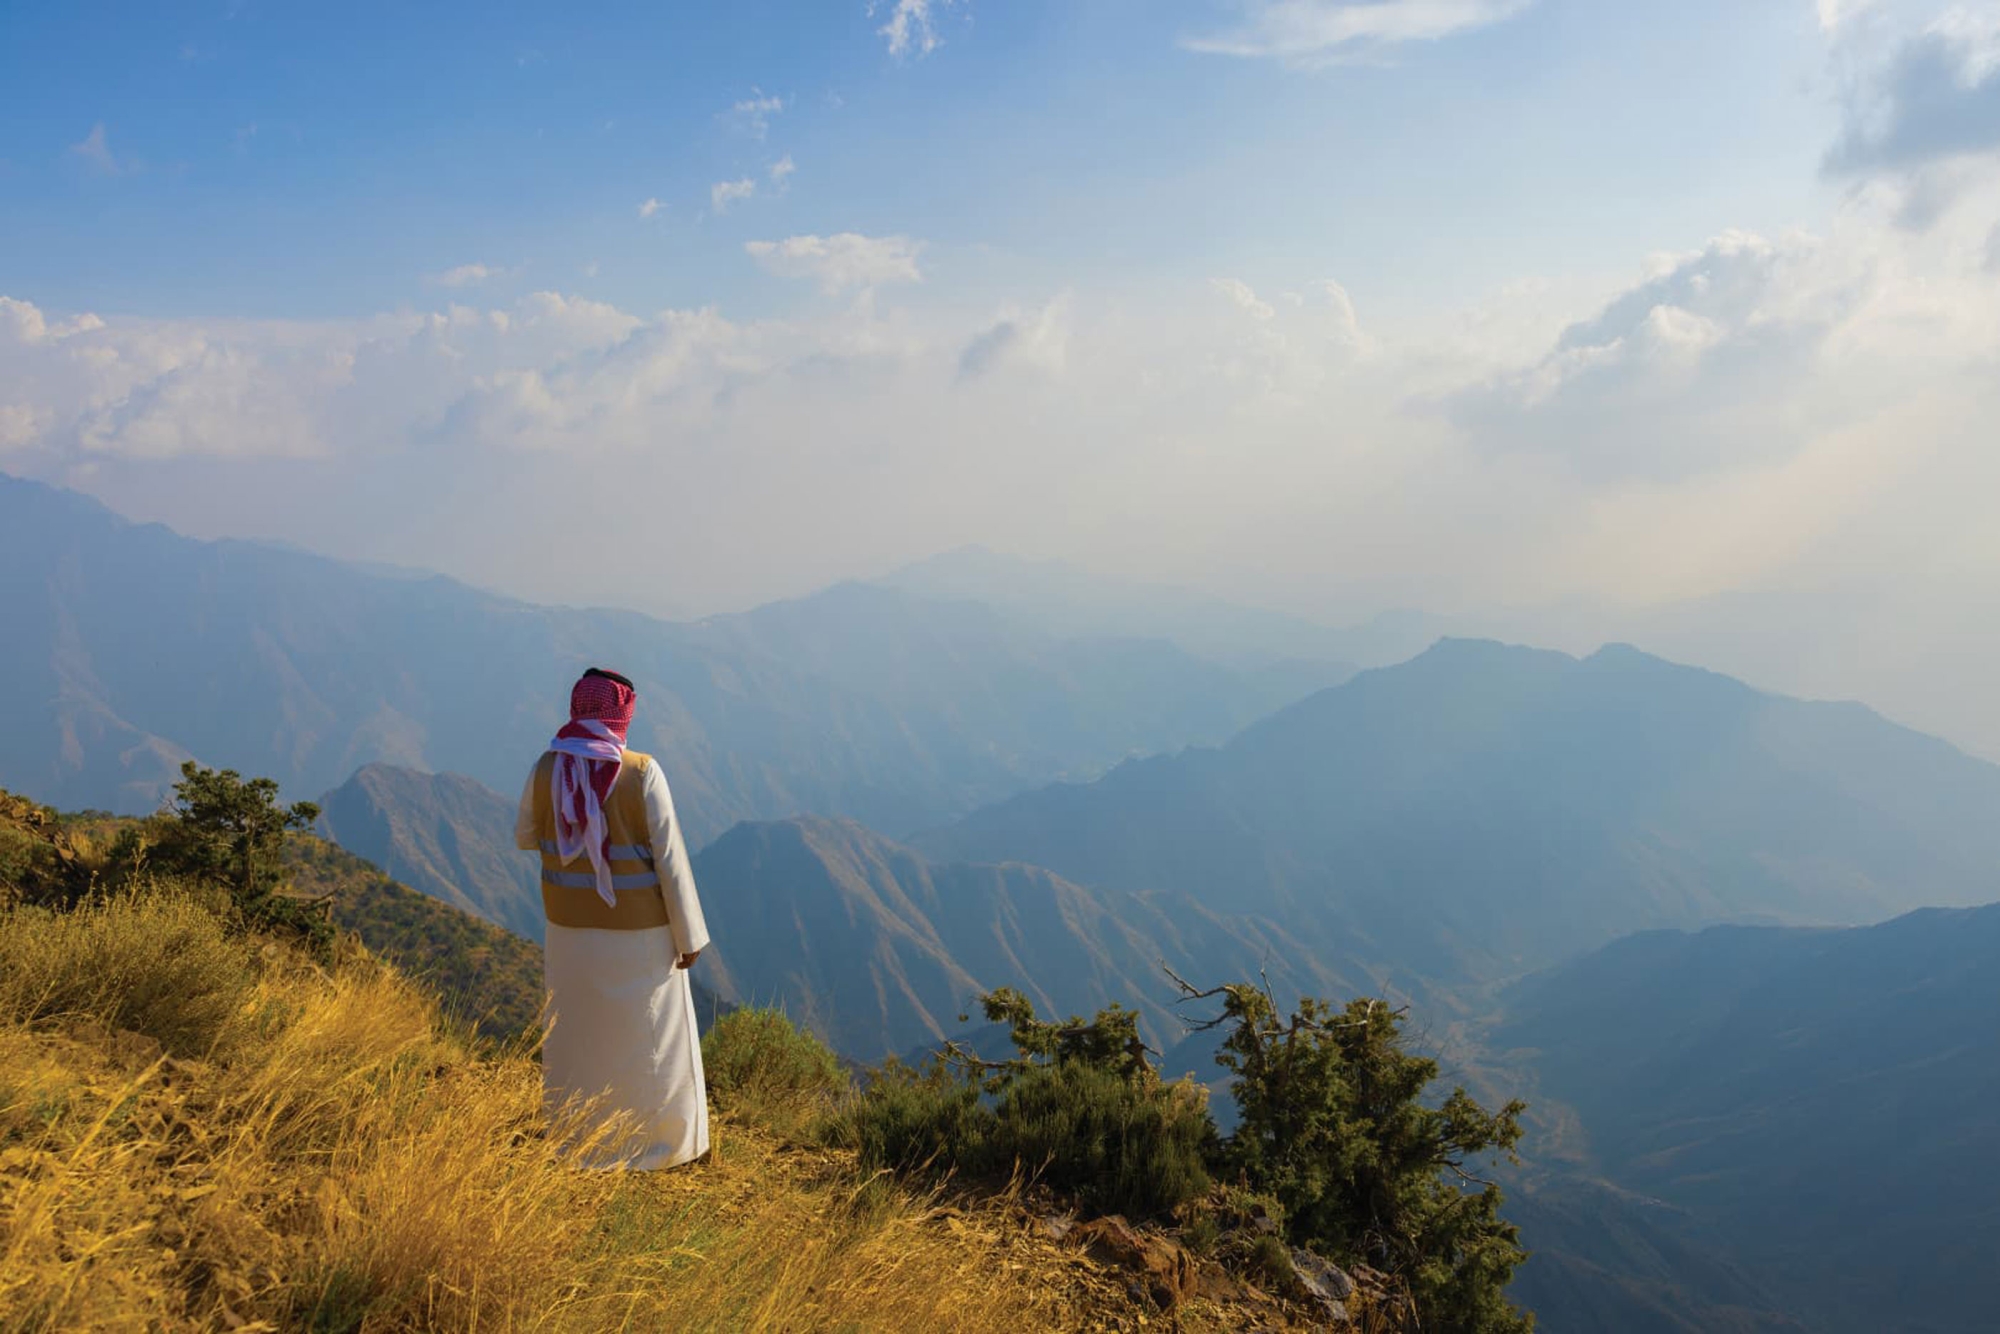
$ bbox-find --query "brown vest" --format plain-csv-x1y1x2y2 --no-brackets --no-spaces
530,749,671,931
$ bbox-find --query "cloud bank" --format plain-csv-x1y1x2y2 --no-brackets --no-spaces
1184,0,1535,65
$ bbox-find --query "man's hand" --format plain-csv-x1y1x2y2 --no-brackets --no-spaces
676,950,701,970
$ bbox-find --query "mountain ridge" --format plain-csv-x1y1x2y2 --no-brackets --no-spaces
1,472,1340,844
918,636,2000,992
691,813,1347,1060
1493,901,2000,1333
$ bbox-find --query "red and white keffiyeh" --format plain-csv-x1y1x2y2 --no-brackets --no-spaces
549,670,637,908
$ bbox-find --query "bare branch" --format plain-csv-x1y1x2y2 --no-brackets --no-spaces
1161,961,1234,1004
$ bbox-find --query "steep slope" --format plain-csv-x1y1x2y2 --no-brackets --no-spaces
690,816,1344,1059
285,832,548,1040
316,765,545,942
1499,1176,1806,1334
921,638,2000,988
0,474,1319,843
1493,904,2000,1334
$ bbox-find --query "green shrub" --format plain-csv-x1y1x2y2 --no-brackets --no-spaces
140,763,331,955
1180,1212,1223,1258
1243,1232,1295,1291
702,1006,847,1136
832,991,1214,1220
0,791,93,909
0,885,255,1057
1207,985,1532,1333
990,1058,1211,1217
830,1057,991,1180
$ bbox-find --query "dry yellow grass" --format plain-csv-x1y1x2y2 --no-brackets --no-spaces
0,897,1317,1333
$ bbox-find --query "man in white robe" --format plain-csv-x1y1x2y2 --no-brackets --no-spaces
514,667,711,1170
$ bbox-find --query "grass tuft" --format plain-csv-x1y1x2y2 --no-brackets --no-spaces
0,885,254,1057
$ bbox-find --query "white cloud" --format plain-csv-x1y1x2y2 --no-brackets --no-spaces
1184,0,1535,66
9,179,2000,755
957,297,1071,380
711,178,758,213
69,123,129,175
428,263,497,288
726,91,786,138
744,233,924,292
769,155,796,187
1212,277,1276,321
873,0,960,59
1817,0,1882,32
1823,2,2000,209
1448,192,2000,481
639,197,664,219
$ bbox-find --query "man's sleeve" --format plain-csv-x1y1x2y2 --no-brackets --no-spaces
514,766,542,852
642,760,711,958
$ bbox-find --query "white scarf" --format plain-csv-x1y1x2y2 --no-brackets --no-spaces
549,719,625,908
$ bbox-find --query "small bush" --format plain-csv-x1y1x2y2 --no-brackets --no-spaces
0,790,92,909
990,1058,1211,1217
702,1006,847,1136
1243,1232,1296,1291
834,992,1216,1220
0,885,255,1057
832,1057,991,1180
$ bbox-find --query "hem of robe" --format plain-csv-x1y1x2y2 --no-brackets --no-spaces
542,921,710,1172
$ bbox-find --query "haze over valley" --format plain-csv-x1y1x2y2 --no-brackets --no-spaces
8,476,2000,1329
8,1,2000,1328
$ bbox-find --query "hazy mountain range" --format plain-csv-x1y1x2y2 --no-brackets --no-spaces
690,814,1341,1059
920,637,2000,994
0,473,1346,842
315,764,545,943
1495,904,2000,1334
313,763,1341,1059
14,469,2000,1332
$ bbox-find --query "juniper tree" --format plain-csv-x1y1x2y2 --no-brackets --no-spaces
1173,972,1533,1333
146,762,331,951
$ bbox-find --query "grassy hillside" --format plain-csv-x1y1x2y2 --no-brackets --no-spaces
0,893,1253,1331
286,832,546,1041
0,790,1349,1332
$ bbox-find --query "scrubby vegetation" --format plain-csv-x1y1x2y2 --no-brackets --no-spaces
1203,981,1530,1333
2,772,1529,1331
830,989,1216,1220
0,783,1264,1332
288,832,547,1042
700,1005,847,1138
830,982,1532,1331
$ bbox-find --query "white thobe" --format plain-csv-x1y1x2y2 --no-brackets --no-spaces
515,758,712,1170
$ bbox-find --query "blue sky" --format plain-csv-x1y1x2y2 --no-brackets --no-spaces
9,0,1836,320
4,0,2000,756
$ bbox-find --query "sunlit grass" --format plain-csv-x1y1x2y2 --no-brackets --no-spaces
0,899,1259,1332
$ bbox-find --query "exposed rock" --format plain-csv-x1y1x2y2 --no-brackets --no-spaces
1072,1214,1199,1309
1289,1245,1356,1303
1037,1212,1076,1242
